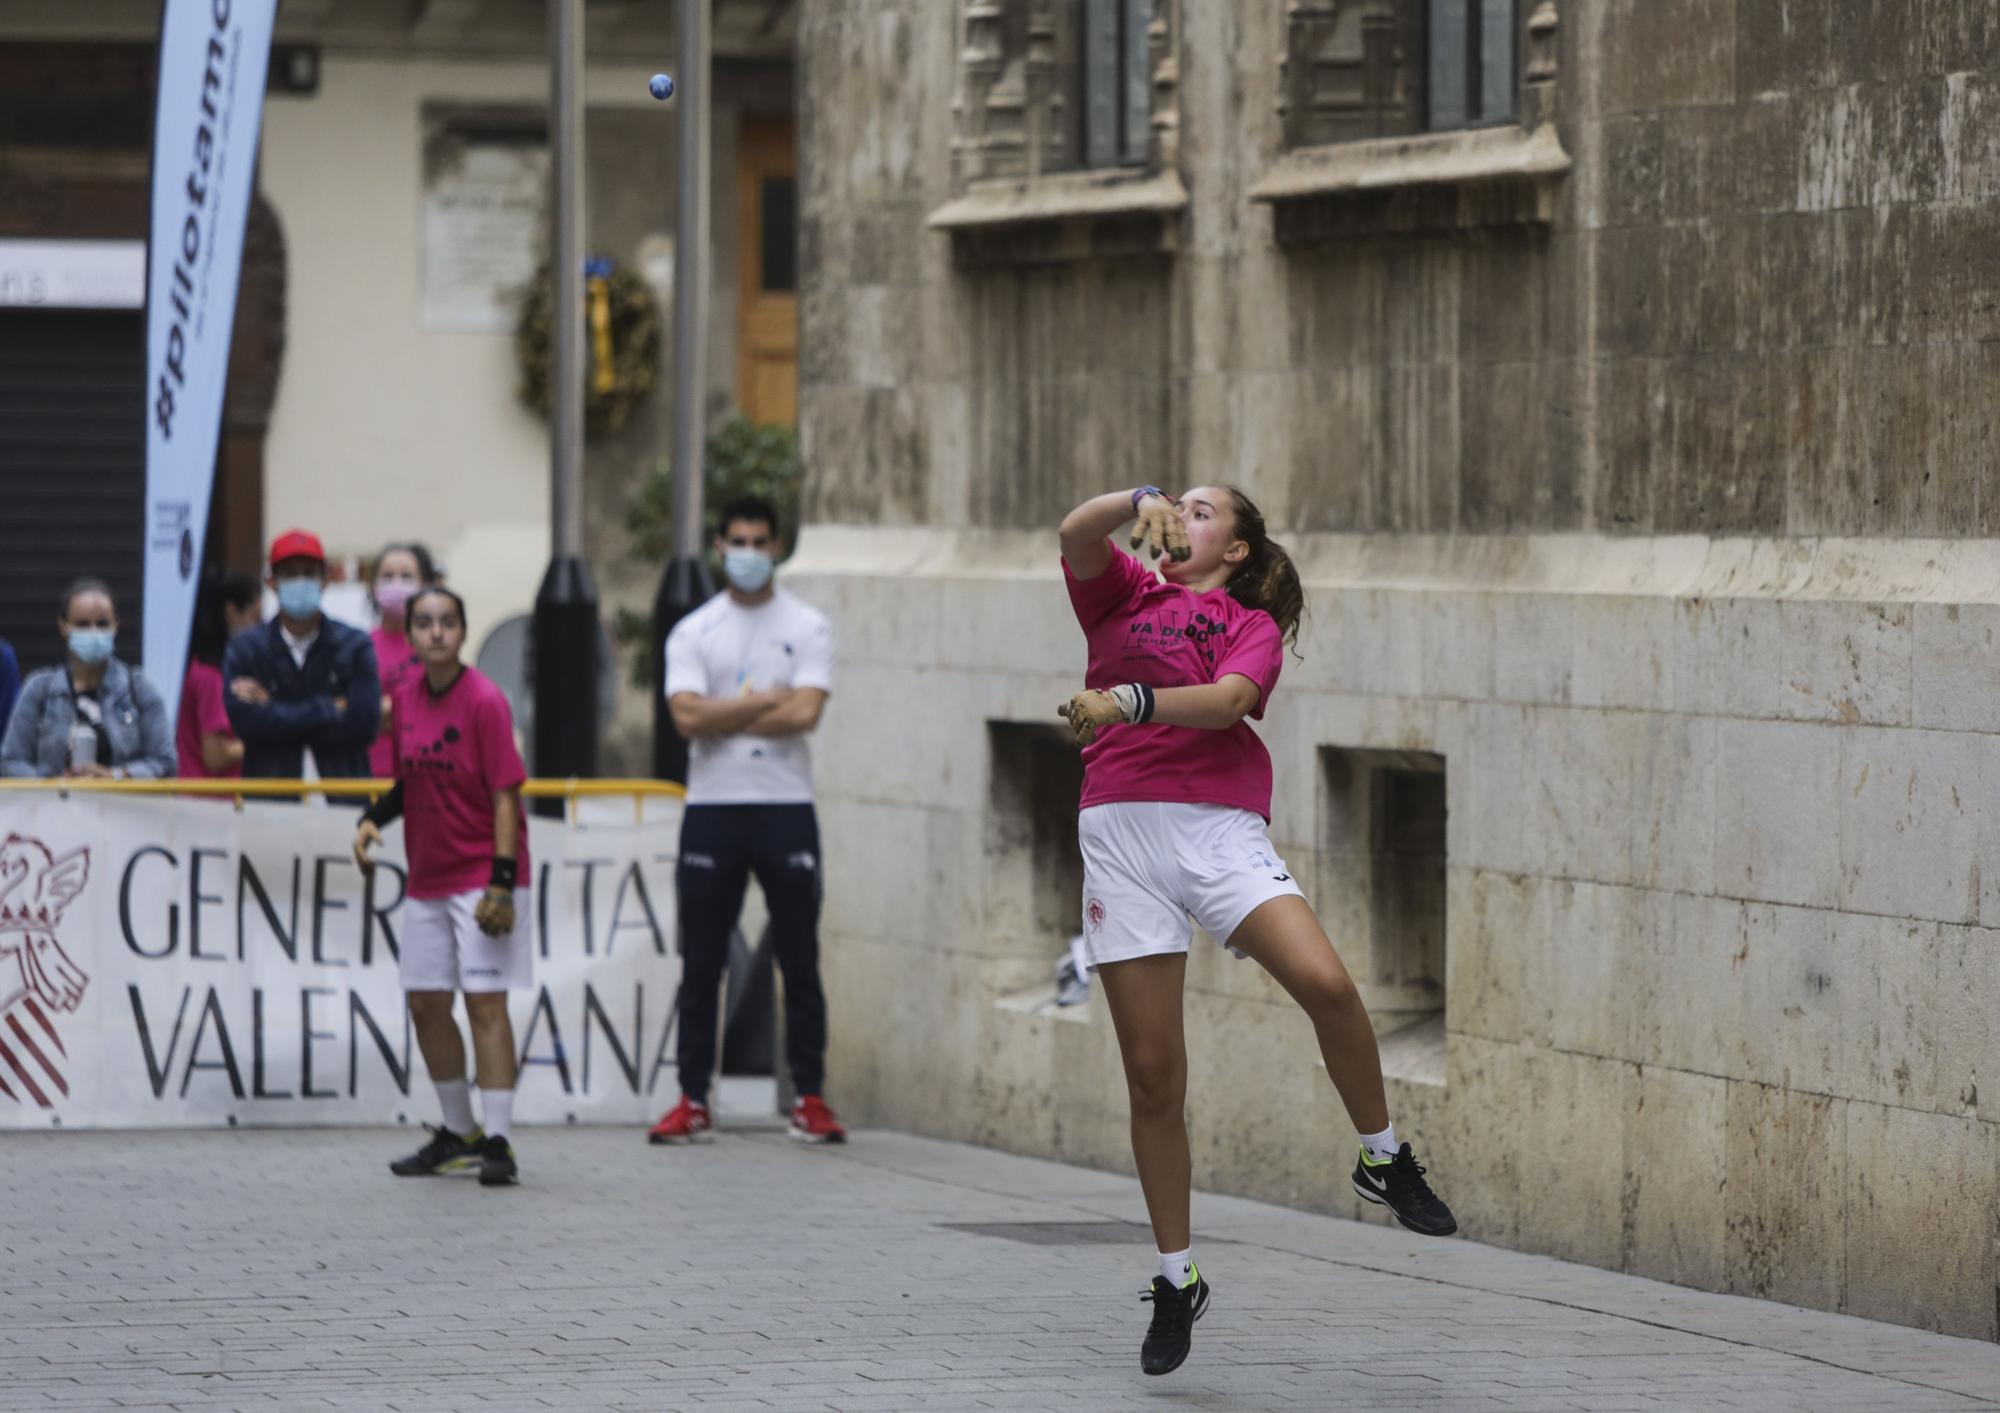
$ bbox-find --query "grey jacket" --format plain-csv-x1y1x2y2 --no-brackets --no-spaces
0,659,176,779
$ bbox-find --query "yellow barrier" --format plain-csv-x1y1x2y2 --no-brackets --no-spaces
0,777,685,823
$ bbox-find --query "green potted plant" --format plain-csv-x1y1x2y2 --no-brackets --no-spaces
613,416,804,687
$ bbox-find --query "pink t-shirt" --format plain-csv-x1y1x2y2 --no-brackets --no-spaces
1065,545,1285,821
369,627,423,778
393,666,530,900
175,659,240,780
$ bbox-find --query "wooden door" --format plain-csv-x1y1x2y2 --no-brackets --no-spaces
736,119,797,426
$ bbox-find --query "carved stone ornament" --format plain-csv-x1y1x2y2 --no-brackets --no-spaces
1525,0,1559,85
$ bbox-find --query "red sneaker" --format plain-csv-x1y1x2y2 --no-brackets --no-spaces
789,1094,847,1144
647,1096,715,1144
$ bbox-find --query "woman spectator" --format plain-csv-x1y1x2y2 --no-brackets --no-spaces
367,543,440,779
177,569,263,780
1,578,174,780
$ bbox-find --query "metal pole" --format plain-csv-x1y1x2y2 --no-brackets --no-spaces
671,0,711,562
551,0,585,558
651,0,716,783
533,0,601,811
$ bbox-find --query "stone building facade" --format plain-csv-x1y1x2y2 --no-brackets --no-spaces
785,0,2000,1340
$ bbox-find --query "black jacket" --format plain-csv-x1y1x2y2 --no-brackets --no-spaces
222,617,382,779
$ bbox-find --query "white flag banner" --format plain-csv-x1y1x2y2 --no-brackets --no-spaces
0,795,686,1129
143,0,278,728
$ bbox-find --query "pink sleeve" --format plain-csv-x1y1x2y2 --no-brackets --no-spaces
1213,611,1284,720
478,689,528,793
197,671,233,738
1062,545,1151,630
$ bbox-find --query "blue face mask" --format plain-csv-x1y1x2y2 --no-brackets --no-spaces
67,629,114,665
723,548,774,594
276,578,323,619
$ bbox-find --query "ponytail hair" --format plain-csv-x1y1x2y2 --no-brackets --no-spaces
1223,488,1306,652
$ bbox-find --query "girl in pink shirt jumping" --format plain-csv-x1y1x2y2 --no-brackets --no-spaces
1057,485,1457,1377
353,586,530,1188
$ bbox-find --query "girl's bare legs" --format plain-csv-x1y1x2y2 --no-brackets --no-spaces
1095,951,1193,1253
408,990,467,1082
1226,895,1389,1134
464,991,517,1090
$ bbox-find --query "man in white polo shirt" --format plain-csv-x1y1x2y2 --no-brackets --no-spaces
649,495,846,1145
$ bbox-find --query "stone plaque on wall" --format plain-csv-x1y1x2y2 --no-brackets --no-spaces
420,105,548,333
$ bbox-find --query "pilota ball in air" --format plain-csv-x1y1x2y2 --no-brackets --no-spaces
649,73,675,100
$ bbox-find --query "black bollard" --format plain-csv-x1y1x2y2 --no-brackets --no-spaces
650,551,714,785
530,554,600,818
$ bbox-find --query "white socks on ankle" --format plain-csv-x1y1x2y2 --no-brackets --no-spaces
435,1078,476,1135
480,1088,514,1141
1159,1248,1196,1288
1359,1122,1398,1165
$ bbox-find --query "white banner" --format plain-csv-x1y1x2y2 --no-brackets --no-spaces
0,795,686,1129
0,240,146,309
144,0,278,729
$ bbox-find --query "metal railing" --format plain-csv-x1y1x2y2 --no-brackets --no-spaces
0,777,685,823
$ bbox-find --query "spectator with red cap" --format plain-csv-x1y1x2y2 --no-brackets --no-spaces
223,529,382,785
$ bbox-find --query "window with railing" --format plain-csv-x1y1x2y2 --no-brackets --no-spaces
951,0,1177,184
1280,0,1517,150
932,0,1189,263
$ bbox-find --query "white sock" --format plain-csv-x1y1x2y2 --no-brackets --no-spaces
1159,1248,1196,1288
1359,1122,1398,1164
479,1088,515,1141
434,1078,476,1135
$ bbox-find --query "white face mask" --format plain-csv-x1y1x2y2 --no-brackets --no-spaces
723,548,774,593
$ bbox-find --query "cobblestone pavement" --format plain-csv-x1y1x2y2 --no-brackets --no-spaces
2,1123,1996,1411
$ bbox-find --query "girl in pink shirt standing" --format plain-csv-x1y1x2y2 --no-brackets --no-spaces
365,543,437,780
352,586,530,1188
1057,485,1457,1377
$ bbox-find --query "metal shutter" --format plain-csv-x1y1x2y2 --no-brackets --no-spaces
0,307,145,676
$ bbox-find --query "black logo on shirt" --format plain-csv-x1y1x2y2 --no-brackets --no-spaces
406,725,463,775
1125,608,1228,668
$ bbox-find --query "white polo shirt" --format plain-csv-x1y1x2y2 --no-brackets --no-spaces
664,587,833,805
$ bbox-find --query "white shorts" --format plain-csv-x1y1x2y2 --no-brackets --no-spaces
1077,802,1306,971
400,890,533,993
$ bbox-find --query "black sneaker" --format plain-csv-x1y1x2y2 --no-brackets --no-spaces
478,1134,519,1187
1352,1142,1457,1236
388,1124,482,1176
1139,1271,1210,1376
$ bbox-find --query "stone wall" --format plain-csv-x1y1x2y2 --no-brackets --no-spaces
802,0,2000,538
791,0,2000,1340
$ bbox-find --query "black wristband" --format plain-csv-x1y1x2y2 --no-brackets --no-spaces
1133,682,1156,724
1132,485,1167,513
489,857,518,890
360,781,405,829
